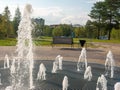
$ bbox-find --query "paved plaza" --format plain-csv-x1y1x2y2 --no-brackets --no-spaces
0,43,120,66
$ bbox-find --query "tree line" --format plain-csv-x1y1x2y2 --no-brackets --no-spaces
0,0,120,40
0,6,21,39
36,0,120,40
88,0,120,40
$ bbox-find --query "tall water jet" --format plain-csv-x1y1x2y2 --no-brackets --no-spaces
96,74,107,90
62,76,69,90
77,47,87,71
105,50,115,78
84,66,92,81
10,4,34,89
4,54,10,68
37,63,46,80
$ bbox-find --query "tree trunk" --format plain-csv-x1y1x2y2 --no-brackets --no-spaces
108,29,112,40
97,15,101,39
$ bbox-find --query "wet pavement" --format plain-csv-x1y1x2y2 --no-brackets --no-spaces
0,44,120,66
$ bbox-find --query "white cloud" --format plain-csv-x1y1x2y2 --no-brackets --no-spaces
0,3,91,25
61,12,90,25
32,7,66,25
32,7,64,17
86,0,104,3
32,6,90,25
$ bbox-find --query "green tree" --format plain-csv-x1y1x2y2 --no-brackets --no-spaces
89,1,106,39
33,18,45,37
74,26,86,38
13,7,21,36
0,14,6,38
104,0,120,40
89,0,120,40
61,24,72,37
111,28,120,39
74,27,81,38
2,6,13,38
52,26,63,36
43,25,53,36
85,20,97,38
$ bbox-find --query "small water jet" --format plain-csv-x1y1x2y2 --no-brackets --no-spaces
58,56,63,70
114,82,120,90
5,86,12,90
4,54,10,69
10,58,16,74
84,66,92,81
52,61,58,73
37,63,46,80
77,47,87,72
0,73,2,85
62,76,68,90
52,55,63,73
96,74,107,90
105,50,115,78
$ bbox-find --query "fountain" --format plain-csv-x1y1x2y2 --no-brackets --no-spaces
37,63,46,80
77,47,87,72
105,50,115,78
0,3,119,90
4,4,34,90
84,66,92,81
62,76,69,90
96,74,107,90
4,54,10,69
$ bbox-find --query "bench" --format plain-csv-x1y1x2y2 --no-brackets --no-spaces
52,37,73,47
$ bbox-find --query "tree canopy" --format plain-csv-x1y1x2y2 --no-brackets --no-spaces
89,0,120,40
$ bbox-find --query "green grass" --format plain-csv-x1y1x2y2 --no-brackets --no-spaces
88,38,120,43
0,38,17,46
0,37,120,46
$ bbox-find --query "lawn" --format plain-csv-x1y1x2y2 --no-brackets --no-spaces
0,37,120,46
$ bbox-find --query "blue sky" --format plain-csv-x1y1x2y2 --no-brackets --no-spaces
0,0,104,25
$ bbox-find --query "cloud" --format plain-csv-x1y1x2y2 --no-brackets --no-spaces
32,7,65,25
61,12,90,25
33,7,64,17
0,3,91,25
86,0,104,3
32,6,90,25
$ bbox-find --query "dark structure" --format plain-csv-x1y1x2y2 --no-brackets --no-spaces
52,37,73,47
79,40,86,47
